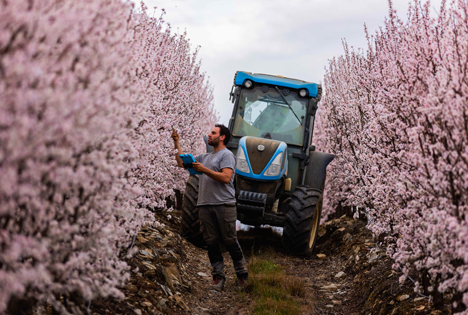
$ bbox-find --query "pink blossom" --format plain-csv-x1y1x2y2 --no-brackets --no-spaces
317,0,468,312
0,0,215,313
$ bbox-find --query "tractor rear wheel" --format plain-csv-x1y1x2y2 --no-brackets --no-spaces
180,175,205,247
282,185,322,257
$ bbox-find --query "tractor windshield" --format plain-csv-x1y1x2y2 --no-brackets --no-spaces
232,86,308,145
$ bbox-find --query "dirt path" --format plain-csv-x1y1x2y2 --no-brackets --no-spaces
90,213,451,315
190,216,450,315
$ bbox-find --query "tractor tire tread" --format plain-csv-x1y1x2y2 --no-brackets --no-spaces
180,175,205,247
281,185,322,257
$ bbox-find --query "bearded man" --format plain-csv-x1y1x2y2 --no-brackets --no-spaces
172,124,248,291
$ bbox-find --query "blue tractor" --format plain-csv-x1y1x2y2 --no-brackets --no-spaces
180,71,334,257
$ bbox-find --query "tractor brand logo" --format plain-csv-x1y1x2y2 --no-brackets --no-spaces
257,145,265,151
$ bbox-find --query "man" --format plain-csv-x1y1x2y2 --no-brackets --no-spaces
172,124,248,291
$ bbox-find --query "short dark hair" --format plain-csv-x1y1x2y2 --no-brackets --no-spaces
215,124,231,145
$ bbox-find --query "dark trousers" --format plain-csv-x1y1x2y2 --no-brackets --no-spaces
199,204,248,280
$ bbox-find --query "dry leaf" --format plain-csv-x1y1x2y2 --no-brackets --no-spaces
141,301,153,307
137,236,148,243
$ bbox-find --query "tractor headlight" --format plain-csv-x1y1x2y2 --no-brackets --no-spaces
236,146,250,173
264,152,283,176
299,89,307,97
244,80,253,88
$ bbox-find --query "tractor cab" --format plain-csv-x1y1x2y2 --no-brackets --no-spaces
227,72,321,197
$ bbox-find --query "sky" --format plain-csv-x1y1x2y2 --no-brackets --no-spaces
134,0,444,125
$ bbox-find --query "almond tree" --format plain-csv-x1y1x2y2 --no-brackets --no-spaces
0,1,215,314
128,4,215,209
319,0,468,311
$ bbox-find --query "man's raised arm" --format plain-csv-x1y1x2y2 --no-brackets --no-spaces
171,129,184,168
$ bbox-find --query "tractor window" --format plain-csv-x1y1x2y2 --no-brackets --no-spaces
232,86,308,146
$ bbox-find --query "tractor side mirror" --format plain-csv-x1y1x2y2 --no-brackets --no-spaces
229,86,240,103
229,85,235,102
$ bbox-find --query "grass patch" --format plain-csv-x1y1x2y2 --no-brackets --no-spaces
241,259,305,315
249,259,282,275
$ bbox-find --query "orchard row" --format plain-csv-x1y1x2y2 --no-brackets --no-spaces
317,0,468,312
0,0,216,314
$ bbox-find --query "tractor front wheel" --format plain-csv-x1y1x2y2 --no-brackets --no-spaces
281,185,322,257
180,175,205,247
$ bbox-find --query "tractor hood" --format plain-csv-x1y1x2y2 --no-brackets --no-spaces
235,136,288,181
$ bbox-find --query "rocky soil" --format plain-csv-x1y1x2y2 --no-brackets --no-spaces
90,212,453,315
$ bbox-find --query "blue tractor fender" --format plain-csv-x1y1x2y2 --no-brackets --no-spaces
304,151,335,192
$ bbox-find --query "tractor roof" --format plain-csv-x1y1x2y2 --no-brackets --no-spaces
234,71,321,98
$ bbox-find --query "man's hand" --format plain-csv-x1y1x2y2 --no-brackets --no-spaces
171,129,179,143
192,161,208,173
193,161,234,184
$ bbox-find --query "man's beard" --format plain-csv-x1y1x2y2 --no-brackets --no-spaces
208,137,220,147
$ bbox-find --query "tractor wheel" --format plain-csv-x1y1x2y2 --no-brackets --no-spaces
180,175,205,247
281,185,322,257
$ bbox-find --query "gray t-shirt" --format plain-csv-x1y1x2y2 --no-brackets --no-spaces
194,148,236,206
